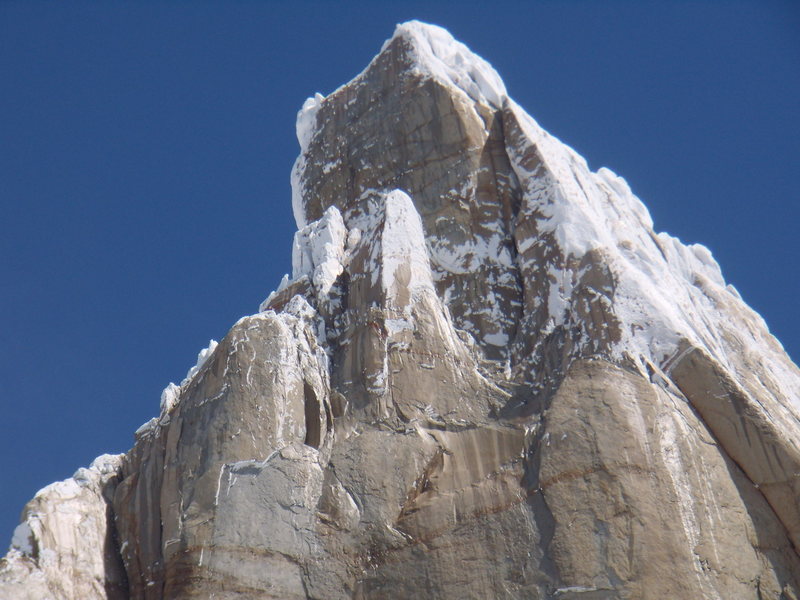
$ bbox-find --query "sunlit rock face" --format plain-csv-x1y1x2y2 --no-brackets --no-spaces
0,455,127,600
3,20,800,600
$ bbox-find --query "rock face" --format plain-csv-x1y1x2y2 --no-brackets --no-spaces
0,455,127,599
3,20,800,600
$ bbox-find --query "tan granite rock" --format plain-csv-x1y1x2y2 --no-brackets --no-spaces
3,20,800,600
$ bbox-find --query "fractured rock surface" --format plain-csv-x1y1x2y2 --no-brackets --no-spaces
3,20,800,600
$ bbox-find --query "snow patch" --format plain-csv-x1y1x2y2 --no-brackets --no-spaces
182,340,219,387
380,189,436,302
291,92,325,229
483,331,509,347
135,339,218,434
390,21,507,108
10,522,34,555
135,418,158,437
89,454,123,475
385,317,414,336
291,154,307,229
259,274,291,313
500,94,784,386
292,205,347,298
160,383,180,416
296,92,325,156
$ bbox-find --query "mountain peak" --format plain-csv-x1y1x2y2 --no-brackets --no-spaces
3,21,800,600
385,20,507,108
291,20,507,229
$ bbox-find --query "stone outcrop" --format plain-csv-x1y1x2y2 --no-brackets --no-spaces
0,455,127,599
3,20,800,600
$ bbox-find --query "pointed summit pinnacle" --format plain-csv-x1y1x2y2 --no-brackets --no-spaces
3,21,800,600
385,20,507,108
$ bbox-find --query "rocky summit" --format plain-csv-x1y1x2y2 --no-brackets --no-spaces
2,20,800,600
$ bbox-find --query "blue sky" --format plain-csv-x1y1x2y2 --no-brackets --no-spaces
1,1,798,543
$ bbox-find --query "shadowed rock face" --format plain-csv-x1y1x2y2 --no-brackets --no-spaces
3,20,800,600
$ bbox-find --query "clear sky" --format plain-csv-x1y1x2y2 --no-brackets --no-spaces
1,1,798,543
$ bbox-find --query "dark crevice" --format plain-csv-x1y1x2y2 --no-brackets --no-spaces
303,382,321,449
522,408,561,595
